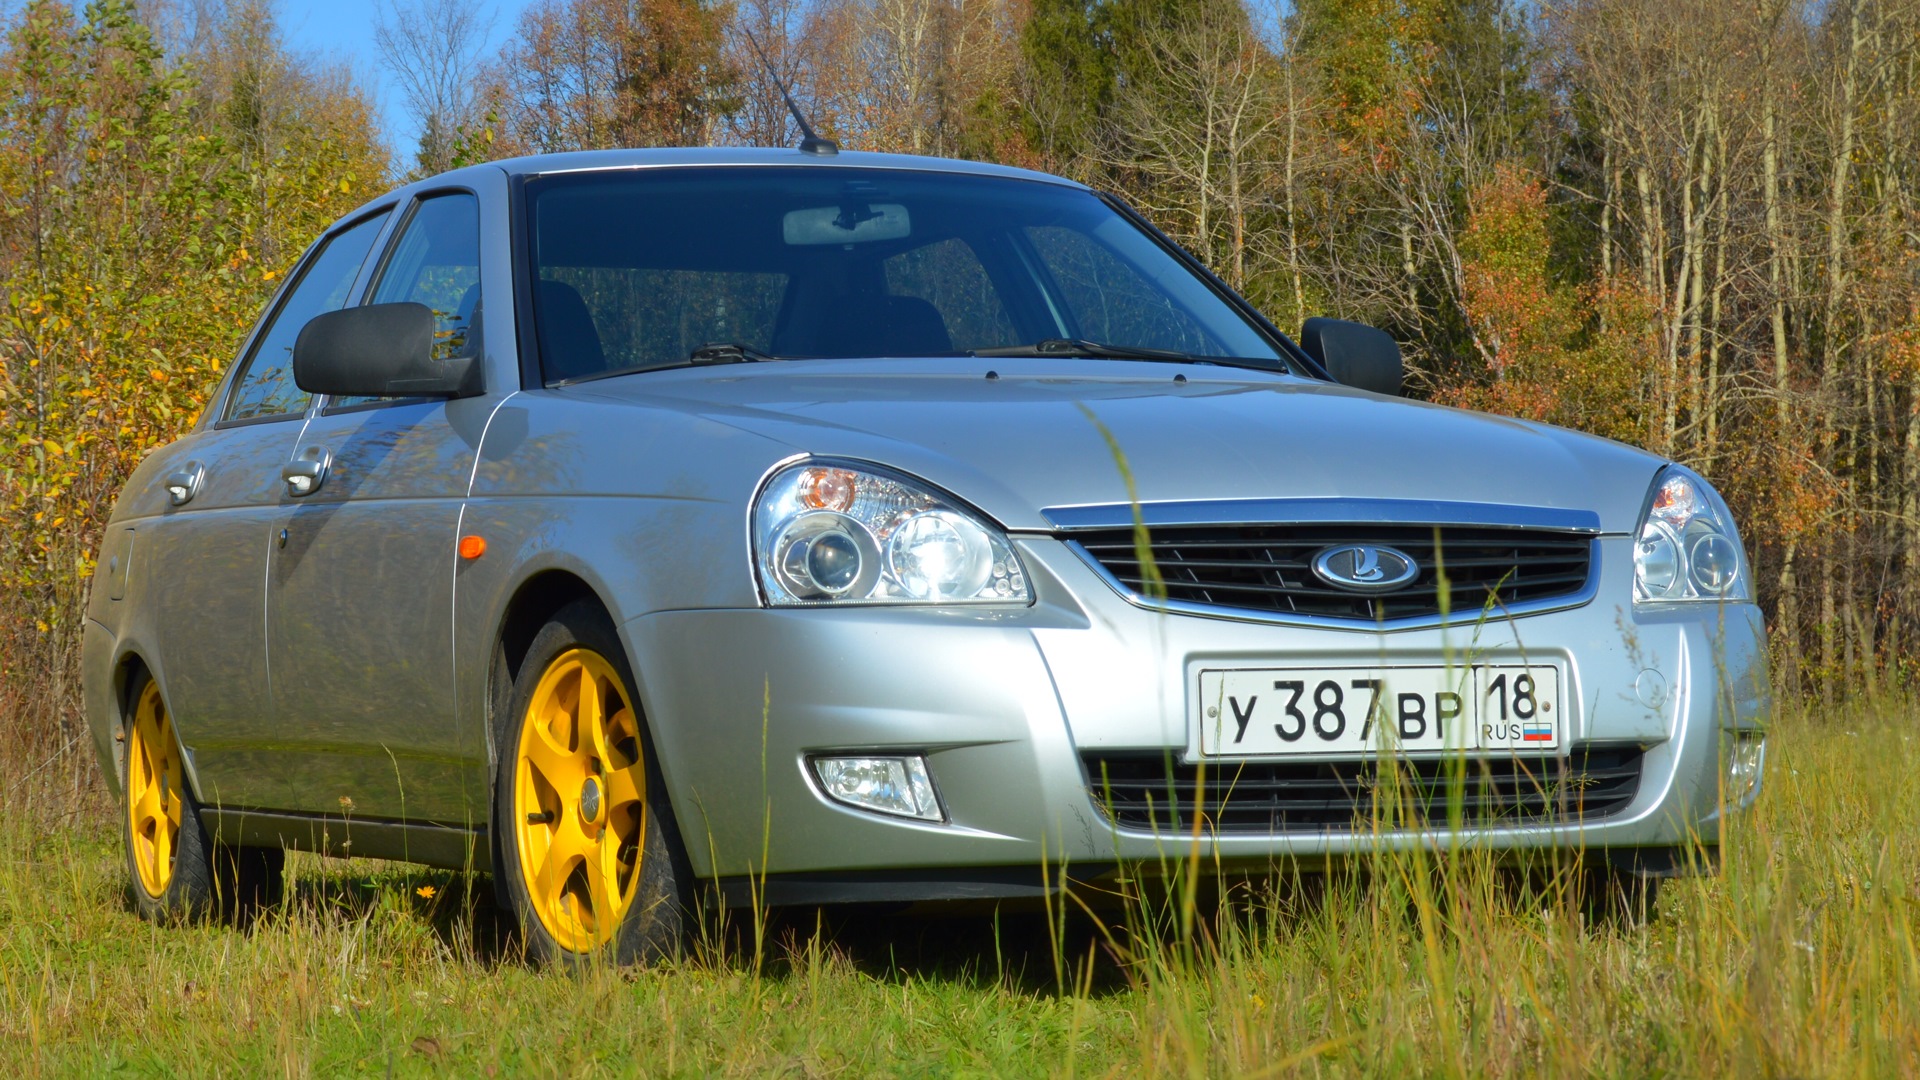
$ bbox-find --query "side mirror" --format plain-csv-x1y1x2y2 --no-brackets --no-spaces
292,302,479,398
1299,317,1402,397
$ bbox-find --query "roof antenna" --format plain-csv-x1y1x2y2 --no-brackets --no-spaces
741,26,837,156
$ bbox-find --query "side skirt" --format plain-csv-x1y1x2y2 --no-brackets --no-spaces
205,807,490,872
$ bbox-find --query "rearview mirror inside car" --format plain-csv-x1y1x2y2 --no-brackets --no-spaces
783,203,911,245
1299,317,1402,397
292,302,478,399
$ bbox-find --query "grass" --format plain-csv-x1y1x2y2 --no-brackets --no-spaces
3,699,1919,1077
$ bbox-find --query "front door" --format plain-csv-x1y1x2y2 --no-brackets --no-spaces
155,211,390,811
266,192,490,826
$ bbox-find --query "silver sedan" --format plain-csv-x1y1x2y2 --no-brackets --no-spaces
83,148,1770,963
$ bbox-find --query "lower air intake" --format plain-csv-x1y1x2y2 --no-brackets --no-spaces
1082,746,1643,833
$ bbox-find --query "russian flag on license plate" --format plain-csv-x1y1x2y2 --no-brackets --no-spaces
1522,723,1553,742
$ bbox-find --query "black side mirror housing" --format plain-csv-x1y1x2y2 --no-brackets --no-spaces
1299,317,1403,397
292,302,479,398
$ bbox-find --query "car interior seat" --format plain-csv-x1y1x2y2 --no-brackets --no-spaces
797,295,953,357
536,279,606,381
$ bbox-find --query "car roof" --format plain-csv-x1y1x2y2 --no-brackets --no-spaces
327,147,1090,239
336,147,1087,224
487,146,1087,188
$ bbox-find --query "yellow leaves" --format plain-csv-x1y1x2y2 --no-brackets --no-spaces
339,178,352,194
149,369,167,383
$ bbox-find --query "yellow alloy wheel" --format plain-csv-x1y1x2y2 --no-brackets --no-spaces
127,680,185,899
513,648,648,953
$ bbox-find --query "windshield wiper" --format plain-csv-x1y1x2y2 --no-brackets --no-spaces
970,338,1213,363
689,342,786,365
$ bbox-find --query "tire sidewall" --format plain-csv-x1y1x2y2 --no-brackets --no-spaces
492,600,692,967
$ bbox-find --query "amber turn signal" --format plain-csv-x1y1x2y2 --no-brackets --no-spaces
458,535,487,560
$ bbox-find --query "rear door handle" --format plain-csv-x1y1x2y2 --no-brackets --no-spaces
282,446,332,497
162,462,204,506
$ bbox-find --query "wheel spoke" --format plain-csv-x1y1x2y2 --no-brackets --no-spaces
603,763,643,820
579,669,608,765
133,778,163,832
150,815,172,882
604,705,639,770
583,835,619,929
529,825,569,913
522,719,580,790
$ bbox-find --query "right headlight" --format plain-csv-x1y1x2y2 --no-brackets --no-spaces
1633,465,1751,604
753,460,1031,607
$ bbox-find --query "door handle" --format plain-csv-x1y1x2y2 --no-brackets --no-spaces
162,462,204,506
282,446,331,497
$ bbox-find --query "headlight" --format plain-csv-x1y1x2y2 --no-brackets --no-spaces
1633,465,1751,603
754,461,1030,606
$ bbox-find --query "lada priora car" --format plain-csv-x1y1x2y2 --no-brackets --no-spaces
84,147,1770,963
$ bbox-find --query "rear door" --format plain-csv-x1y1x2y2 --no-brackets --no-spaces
264,192,490,825
151,211,391,811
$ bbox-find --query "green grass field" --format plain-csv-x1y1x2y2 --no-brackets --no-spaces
4,701,1918,1077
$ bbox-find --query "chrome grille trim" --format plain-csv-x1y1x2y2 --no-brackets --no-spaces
1042,498,1606,535
1061,525,1600,631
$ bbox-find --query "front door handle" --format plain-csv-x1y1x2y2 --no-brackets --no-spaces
162,462,204,506
282,446,331,497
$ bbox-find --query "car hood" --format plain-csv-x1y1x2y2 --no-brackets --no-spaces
573,359,1665,533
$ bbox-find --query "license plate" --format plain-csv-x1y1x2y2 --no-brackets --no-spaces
1195,665,1562,758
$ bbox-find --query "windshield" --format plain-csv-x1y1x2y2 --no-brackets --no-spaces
523,166,1291,382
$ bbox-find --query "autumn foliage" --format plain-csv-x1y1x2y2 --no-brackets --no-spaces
3,0,1920,803
0,0,384,794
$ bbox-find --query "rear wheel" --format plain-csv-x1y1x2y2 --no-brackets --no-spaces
123,672,283,924
494,602,692,967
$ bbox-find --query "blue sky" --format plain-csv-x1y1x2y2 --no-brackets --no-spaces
279,0,533,161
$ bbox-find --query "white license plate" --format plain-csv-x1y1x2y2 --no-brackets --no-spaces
1196,665,1562,758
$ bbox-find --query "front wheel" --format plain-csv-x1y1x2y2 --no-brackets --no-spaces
493,601,693,967
122,671,283,924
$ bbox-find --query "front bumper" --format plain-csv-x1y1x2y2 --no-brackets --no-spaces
628,535,1770,902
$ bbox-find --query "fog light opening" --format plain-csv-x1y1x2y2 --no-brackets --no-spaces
1725,734,1766,806
810,755,943,822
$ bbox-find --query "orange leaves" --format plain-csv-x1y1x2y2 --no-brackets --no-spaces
1442,164,1653,448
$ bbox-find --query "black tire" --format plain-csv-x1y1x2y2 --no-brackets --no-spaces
492,600,694,967
217,844,287,926
122,669,284,925
1580,869,1663,928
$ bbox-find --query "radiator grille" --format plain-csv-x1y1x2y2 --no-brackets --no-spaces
1071,524,1593,622
1083,746,1643,833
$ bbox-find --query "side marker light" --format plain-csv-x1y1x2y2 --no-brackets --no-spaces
458,535,487,560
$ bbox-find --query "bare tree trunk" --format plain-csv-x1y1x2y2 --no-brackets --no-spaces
1817,0,1865,697
1761,1,1792,429
1284,55,1305,330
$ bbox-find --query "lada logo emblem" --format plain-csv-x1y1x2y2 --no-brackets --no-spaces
1311,544,1419,593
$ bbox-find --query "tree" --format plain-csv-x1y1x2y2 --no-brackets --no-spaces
496,0,738,153
374,0,496,176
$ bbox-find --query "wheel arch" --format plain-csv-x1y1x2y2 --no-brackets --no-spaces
104,648,153,792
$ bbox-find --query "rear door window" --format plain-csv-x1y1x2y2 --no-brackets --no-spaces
223,213,388,423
